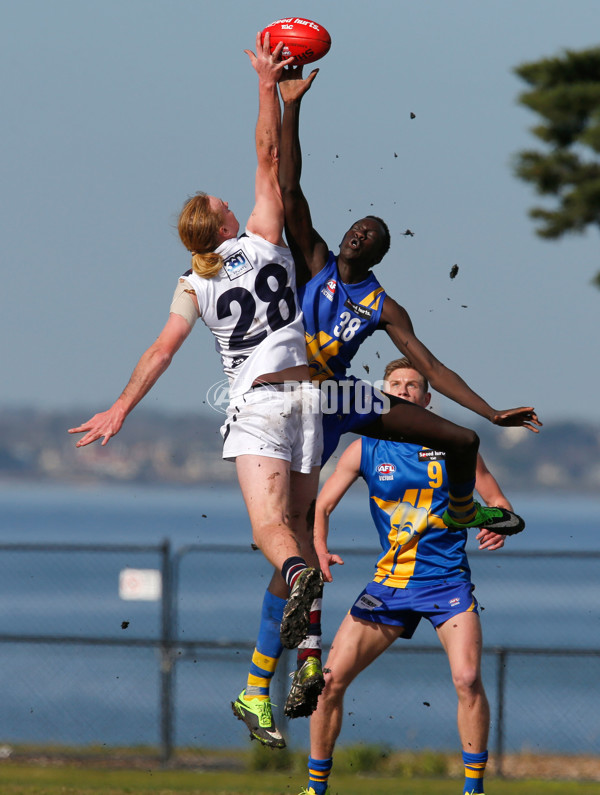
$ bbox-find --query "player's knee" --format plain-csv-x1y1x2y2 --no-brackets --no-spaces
452,665,482,695
459,428,479,456
321,666,351,701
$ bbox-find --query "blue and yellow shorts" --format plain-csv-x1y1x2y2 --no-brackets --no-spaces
350,580,479,639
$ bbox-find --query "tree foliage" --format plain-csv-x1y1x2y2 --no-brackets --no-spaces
513,46,600,287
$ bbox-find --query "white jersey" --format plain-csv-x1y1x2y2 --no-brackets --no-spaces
182,231,307,399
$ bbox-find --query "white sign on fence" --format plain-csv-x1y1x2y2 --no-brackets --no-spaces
119,568,162,601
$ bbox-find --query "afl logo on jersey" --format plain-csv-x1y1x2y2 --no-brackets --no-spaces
377,462,396,481
321,278,337,302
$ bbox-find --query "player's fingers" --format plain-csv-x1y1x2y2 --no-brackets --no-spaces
271,39,284,58
484,540,504,551
479,533,505,550
75,433,95,448
67,424,88,434
524,423,541,433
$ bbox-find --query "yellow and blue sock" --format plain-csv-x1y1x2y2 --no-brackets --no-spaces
307,755,332,795
446,478,477,525
245,590,285,699
462,749,487,794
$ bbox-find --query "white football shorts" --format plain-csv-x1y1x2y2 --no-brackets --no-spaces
220,382,323,473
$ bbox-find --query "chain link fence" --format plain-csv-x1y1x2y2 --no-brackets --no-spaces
0,542,598,771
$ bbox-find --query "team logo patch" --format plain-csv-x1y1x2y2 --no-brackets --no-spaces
231,355,247,368
355,593,383,611
321,278,337,301
377,463,396,481
223,250,253,280
418,449,446,462
449,597,461,608
344,298,373,319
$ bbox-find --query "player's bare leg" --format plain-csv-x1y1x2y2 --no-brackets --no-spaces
259,464,321,595
437,611,489,749
236,453,320,647
289,466,321,567
232,461,321,746
311,614,401,758
362,402,525,535
236,454,299,568
437,611,489,793
360,398,479,484
302,614,401,794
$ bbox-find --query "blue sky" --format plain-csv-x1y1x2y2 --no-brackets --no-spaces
1,0,598,426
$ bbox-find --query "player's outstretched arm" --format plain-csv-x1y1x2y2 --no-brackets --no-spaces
68,313,192,448
380,296,542,433
244,32,293,245
278,66,329,285
314,440,363,581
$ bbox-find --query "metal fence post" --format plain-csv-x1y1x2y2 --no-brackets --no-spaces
159,539,174,765
495,647,507,778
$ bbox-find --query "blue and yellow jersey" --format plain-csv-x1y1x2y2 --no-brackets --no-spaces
359,437,471,588
298,253,386,383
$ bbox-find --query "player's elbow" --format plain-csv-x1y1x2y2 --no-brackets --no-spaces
257,137,280,166
280,182,302,203
150,344,175,373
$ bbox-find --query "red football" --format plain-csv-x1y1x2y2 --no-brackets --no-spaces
261,17,331,65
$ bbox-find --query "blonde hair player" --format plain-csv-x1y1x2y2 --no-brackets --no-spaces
69,33,324,746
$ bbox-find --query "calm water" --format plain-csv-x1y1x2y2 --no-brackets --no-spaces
1,481,600,550
0,483,598,753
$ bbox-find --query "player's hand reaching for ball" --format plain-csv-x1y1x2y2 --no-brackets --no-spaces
279,65,319,103
245,31,294,81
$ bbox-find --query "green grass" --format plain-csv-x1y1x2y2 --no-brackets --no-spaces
1,767,600,795
0,745,598,795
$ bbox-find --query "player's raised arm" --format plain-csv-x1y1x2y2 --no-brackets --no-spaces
244,32,293,245
379,296,542,433
279,66,329,285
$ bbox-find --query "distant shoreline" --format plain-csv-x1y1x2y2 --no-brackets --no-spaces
2,408,599,495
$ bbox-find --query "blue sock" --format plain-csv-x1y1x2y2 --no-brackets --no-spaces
245,589,285,698
307,755,332,795
462,749,488,794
